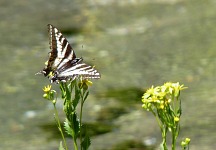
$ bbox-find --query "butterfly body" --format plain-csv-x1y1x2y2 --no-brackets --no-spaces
36,24,100,83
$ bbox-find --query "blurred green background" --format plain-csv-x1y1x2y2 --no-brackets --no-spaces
0,0,215,149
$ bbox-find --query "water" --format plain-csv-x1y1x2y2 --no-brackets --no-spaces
0,0,216,149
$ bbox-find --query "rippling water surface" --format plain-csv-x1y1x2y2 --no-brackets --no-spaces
0,0,215,149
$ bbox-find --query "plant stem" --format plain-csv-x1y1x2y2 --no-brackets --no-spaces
79,89,85,150
53,103,68,150
172,129,175,150
162,126,168,150
73,139,78,150
172,126,179,150
71,81,79,150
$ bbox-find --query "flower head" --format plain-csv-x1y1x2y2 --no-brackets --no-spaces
174,116,180,122
141,82,187,121
79,79,93,90
42,85,56,100
181,138,191,147
43,85,52,93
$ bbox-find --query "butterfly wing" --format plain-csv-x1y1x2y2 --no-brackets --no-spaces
38,24,77,76
50,59,101,83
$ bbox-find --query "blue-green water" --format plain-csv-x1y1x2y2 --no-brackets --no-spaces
0,0,216,149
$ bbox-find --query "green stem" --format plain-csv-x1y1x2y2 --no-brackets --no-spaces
171,128,176,150
172,124,180,150
53,103,68,150
79,89,85,150
152,110,168,150
162,126,168,150
73,139,78,150
153,111,163,129
71,81,79,150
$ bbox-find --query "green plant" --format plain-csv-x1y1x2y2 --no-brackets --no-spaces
141,82,190,150
43,78,93,150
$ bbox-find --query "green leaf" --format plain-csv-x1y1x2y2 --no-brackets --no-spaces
64,119,74,137
83,91,89,102
72,80,81,108
58,141,65,150
65,83,71,101
60,82,72,102
71,112,80,137
64,112,80,140
81,134,91,150
60,83,67,99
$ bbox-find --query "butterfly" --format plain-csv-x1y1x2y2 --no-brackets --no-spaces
36,24,101,83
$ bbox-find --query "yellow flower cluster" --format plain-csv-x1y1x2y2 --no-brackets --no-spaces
142,82,186,111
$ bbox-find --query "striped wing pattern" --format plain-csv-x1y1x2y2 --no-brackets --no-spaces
52,60,101,83
37,24,100,83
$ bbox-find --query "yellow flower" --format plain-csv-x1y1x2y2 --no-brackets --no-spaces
181,138,190,146
48,71,54,78
159,104,164,109
52,100,56,104
181,141,186,146
164,82,172,87
43,85,52,93
158,100,164,109
146,86,155,95
157,91,166,99
185,138,190,143
167,99,172,103
84,79,93,86
79,79,93,90
42,85,56,101
162,82,172,93
174,116,180,122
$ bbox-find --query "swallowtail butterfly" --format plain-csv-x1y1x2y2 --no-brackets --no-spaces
36,24,101,83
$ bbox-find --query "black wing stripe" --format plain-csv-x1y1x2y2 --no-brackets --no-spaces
51,26,76,69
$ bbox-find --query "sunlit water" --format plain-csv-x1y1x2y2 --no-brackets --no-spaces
0,0,216,150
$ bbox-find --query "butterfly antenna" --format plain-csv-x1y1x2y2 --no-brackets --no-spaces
80,44,84,58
